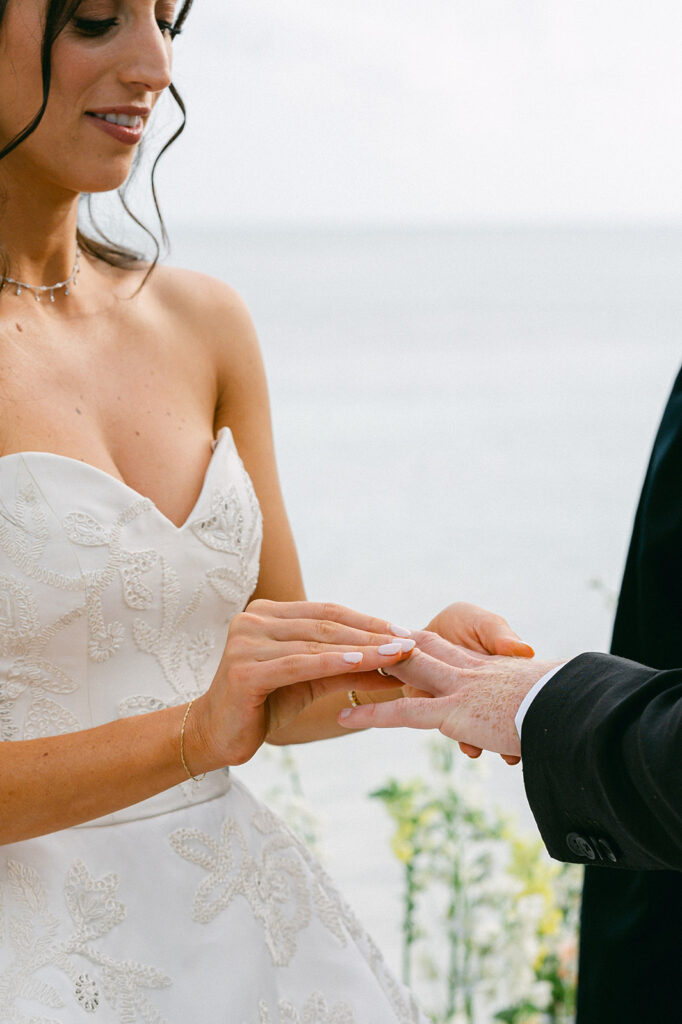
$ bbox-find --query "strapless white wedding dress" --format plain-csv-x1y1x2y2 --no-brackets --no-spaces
0,428,424,1024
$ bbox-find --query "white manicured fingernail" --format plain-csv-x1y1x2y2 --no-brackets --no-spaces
343,652,364,664
390,624,412,638
339,708,352,719
399,638,416,652
378,642,402,655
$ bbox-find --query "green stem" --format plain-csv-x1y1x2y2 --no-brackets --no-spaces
402,859,417,987
445,816,461,1020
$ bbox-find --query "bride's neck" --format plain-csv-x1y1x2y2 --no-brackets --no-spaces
0,173,81,287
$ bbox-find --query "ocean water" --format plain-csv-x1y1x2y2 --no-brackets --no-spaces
168,224,682,996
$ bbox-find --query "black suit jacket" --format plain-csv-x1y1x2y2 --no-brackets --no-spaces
521,364,682,1022
521,652,682,871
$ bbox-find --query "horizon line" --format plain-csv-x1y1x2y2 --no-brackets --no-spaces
165,216,682,233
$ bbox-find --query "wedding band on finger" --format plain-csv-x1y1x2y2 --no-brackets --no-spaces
377,667,392,678
348,689,360,707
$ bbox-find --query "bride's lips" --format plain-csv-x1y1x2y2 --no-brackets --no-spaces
85,106,150,146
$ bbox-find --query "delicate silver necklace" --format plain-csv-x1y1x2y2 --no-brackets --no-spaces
2,246,82,303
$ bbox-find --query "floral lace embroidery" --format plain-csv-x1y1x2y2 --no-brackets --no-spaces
0,446,262,739
86,591,126,664
0,859,171,1023
0,573,41,654
170,806,423,1022
3,478,50,563
118,694,169,717
194,483,262,611
62,511,110,548
257,992,357,1024
0,486,153,737
119,549,159,611
169,814,311,966
0,654,80,741
131,558,214,700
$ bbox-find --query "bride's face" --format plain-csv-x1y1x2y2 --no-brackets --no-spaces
0,0,175,195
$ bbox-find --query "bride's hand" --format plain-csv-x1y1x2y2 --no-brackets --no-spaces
425,602,534,658
187,599,415,770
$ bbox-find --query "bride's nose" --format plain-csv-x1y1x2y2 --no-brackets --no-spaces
117,18,173,95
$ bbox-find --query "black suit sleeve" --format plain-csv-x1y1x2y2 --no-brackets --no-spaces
520,652,682,871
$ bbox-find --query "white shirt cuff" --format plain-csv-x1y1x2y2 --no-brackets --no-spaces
515,664,567,739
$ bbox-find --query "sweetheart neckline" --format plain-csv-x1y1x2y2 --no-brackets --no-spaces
0,426,234,532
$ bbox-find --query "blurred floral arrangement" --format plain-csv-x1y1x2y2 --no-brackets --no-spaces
370,740,581,1023
264,739,581,1024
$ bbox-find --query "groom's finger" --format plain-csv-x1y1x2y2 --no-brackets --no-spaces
338,694,448,731
459,742,483,758
374,648,468,695
414,632,490,668
474,612,535,658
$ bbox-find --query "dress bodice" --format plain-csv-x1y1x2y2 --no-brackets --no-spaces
0,427,262,744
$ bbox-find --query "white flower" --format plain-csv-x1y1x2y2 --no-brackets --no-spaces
529,980,554,1010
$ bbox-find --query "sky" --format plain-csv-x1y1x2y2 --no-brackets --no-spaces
149,0,682,226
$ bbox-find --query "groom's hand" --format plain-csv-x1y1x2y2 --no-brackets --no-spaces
337,634,560,762
422,603,534,762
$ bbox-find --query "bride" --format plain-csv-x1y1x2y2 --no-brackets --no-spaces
0,2,524,1020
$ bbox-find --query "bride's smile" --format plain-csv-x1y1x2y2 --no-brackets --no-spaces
0,0,173,221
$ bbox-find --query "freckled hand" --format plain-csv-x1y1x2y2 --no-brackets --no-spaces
338,640,560,761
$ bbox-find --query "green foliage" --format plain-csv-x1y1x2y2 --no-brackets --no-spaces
372,740,581,1024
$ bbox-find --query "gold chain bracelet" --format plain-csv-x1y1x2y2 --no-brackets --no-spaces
180,700,207,782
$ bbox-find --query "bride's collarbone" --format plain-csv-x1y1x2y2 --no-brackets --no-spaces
0,321,215,422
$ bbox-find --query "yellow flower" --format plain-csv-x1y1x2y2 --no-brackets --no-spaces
391,835,415,863
533,944,549,972
391,822,418,863
539,906,562,937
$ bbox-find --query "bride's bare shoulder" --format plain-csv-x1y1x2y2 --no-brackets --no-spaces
141,262,270,430
140,263,265,403
147,264,254,335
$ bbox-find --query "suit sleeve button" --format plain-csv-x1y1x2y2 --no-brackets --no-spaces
596,838,619,863
566,832,596,860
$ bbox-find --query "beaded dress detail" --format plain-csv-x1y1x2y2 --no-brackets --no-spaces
0,428,424,1024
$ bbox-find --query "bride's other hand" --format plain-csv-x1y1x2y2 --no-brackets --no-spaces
426,602,534,658
188,599,414,770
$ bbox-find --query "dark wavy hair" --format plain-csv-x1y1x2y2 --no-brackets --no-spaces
0,0,194,289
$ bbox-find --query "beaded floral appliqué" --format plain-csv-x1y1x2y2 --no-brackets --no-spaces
0,440,262,739
258,992,357,1024
195,481,262,615
0,858,171,1023
169,810,311,966
170,805,424,1024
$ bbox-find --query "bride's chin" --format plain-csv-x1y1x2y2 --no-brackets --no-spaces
73,167,136,195
54,151,139,196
